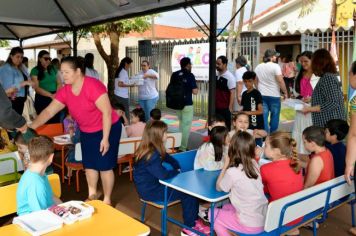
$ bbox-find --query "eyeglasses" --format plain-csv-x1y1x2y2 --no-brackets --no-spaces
43,57,51,61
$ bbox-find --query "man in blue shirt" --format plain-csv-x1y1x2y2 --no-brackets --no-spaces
17,136,62,215
170,57,198,151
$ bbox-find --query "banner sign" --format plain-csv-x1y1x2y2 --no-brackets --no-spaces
171,42,227,81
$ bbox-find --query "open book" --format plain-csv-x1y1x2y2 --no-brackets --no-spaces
13,201,94,235
53,134,72,145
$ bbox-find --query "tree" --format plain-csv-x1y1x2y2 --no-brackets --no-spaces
248,0,256,31
299,0,317,17
89,17,151,97
227,0,238,62
0,40,9,48
233,0,246,59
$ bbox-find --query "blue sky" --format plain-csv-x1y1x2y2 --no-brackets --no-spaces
156,0,280,28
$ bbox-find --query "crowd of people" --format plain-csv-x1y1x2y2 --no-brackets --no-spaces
1,45,356,236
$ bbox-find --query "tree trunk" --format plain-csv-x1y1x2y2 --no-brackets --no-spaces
91,24,120,99
227,0,238,62
233,0,245,59
248,0,256,31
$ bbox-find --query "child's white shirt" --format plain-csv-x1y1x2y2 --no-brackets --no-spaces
194,142,227,171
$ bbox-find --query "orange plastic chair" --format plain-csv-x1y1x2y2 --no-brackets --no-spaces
35,123,64,138
117,139,141,181
36,123,66,183
65,162,84,192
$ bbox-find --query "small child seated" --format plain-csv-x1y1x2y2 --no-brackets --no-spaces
194,126,229,170
0,128,17,154
229,112,267,143
150,108,161,121
16,136,62,216
126,108,146,138
63,108,79,134
65,123,82,179
202,114,226,142
214,131,268,235
303,126,335,188
325,119,349,177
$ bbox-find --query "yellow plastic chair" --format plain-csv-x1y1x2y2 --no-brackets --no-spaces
0,157,21,186
0,174,61,217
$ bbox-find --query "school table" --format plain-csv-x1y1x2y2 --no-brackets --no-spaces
0,200,150,236
159,169,229,236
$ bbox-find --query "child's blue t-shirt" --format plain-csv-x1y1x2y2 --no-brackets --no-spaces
16,170,54,216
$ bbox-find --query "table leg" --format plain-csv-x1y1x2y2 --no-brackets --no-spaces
210,202,215,236
61,146,65,183
162,185,168,236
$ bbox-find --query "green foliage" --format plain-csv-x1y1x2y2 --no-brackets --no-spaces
0,40,9,48
89,16,151,36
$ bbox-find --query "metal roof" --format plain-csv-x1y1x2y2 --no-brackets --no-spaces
0,0,209,40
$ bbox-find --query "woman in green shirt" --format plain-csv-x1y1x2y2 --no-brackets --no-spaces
31,50,61,123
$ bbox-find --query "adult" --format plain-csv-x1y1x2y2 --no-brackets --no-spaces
114,57,134,122
345,61,356,235
30,57,121,205
282,54,297,97
292,51,319,154
31,50,62,124
215,55,236,130
84,53,100,80
0,47,31,115
255,49,288,133
137,60,159,121
302,49,345,127
0,83,27,132
170,57,198,151
235,55,248,106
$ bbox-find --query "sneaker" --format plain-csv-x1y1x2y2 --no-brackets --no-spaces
194,219,210,235
181,227,199,236
198,209,209,223
122,166,130,173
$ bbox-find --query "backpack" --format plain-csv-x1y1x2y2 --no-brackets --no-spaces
166,71,186,110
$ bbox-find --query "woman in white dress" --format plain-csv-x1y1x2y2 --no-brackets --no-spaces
292,51,319,154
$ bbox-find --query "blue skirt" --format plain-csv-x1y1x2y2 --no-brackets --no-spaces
80,121,121,171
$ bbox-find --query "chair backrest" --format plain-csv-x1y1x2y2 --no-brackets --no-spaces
171,150,197,172
36,123,64,138
0,152,24,175
166,132,182,150
0,174,61,217
118,137,142,156
264,176,354,232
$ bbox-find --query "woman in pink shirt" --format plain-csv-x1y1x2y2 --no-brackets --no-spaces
126,108,146,137
30,57,121,205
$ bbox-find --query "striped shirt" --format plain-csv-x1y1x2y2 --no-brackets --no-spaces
311,73,346,127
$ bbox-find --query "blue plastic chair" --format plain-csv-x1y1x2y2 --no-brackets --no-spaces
140,150,197,225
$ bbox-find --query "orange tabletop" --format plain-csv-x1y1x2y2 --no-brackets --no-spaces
0,200,150,236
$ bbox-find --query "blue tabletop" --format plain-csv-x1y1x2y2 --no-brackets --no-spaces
159,169,229,202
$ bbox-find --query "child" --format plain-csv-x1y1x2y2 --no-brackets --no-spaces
65,122,82,179
303,126,335,188
133,121,208,235
214,131,268,235
0,128,17,154
63,108,78,134
202,114,226,143
126,108,146,138
150,108,161,121
241,71,264,134
230,112,267,146
194,126,229,170
325,119,349,177
16,136,62,216
261,132,303,235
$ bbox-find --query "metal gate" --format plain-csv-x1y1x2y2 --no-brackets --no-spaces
126,33,260,118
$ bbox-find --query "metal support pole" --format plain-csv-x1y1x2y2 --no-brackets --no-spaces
19,39,23,48
73,29,78,57
208,0,218,123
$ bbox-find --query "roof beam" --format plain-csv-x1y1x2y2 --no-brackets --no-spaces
53,0,74,28
3,24,19,40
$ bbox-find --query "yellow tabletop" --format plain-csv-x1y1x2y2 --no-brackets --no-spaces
0,200,150,236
